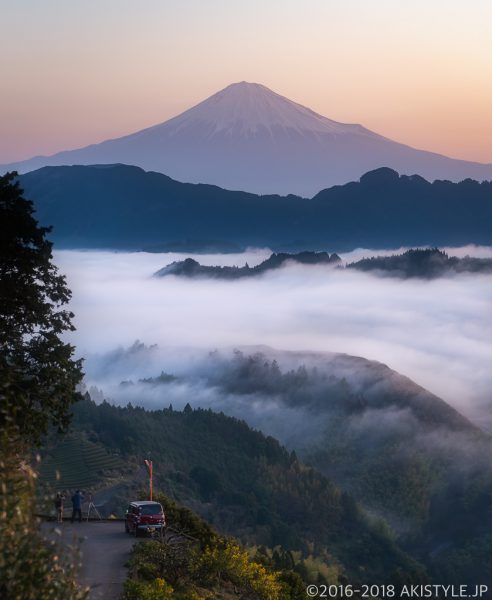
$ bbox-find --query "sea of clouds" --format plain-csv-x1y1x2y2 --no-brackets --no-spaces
54,246,492,429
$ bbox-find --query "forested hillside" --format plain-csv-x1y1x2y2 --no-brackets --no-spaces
75,348,492,586
125,492,308,599
196,351,492,586
19,164,492,251
41,397,425,585
155,251,341,279
347,248,492,277
155,248,492,281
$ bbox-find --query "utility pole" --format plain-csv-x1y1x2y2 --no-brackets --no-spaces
144,458,153,500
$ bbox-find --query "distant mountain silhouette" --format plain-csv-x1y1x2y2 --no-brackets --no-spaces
155,251,341,279
347,248,492,278
155,249,492,280
5,82,492,196
18,164,492,251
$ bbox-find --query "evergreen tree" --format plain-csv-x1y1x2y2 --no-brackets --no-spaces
0,172,83,442
0,172,86,599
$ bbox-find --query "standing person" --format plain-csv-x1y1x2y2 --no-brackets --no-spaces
71,489,84,523
54,492,65,523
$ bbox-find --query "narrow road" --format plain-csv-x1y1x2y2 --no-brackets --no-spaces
43,521,135,600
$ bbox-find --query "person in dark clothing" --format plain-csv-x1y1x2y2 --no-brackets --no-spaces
54,492,65,523
71,490,84,522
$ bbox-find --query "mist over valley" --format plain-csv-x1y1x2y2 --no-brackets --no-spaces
4,4,492,594
56,247,492,429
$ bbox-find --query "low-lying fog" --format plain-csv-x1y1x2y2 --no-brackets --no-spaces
54,246,492,426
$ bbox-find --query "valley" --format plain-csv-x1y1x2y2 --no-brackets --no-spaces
2,35,492,596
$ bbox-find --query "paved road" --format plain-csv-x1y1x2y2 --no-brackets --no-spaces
43,521,135,600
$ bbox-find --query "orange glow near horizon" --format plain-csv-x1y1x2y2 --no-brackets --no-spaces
1,0,491,164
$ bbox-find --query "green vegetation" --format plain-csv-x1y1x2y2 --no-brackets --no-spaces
0,172,82,442
197,350,483,524
431,534,492,585
0,433,87,600
125,492,307,599
79,348,492,587
0,172,86,598
63,397,425,584
38,433,127,491
200,351,492,586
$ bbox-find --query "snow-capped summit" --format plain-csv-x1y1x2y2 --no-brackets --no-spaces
159,81,370,139
3,82,492,196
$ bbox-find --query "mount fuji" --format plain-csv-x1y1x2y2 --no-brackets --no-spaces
5,82,492,196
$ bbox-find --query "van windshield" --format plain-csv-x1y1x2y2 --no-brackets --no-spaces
140,504,163,515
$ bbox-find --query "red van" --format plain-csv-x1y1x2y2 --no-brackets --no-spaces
125,501,166,536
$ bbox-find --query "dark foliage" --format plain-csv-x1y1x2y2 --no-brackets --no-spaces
155,251,341,279
347,248,492,278
0,172,85,597
0,434,87,600
156,248,492,281
70,397,425,584
18,165,492,251
125,489,409,599
0,172,83,442
67,348,492,585
199,351,492,587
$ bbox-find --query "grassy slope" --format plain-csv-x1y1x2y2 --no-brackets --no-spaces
38,434,127,491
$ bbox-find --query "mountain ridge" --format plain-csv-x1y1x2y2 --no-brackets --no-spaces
39,396,426,585
79,344,492,585
154,251,342,279
154,248,492,280
18,164,492,251
5,82,492,196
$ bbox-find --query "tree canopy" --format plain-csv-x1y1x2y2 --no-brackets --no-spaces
0,172,86,598
0,171,83,442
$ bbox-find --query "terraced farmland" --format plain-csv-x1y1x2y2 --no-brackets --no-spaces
38,434,127,492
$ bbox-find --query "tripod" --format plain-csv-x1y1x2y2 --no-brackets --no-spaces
86,493,102,521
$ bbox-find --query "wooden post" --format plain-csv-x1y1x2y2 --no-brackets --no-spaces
149,460,153,501
144,458,153,501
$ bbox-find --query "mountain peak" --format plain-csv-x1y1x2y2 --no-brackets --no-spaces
211,80,284,103
162,81,363,138
360,167,400,185
224,80,266,88
5,81,492,197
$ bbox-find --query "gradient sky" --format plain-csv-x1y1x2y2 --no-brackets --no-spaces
1,0,491,164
